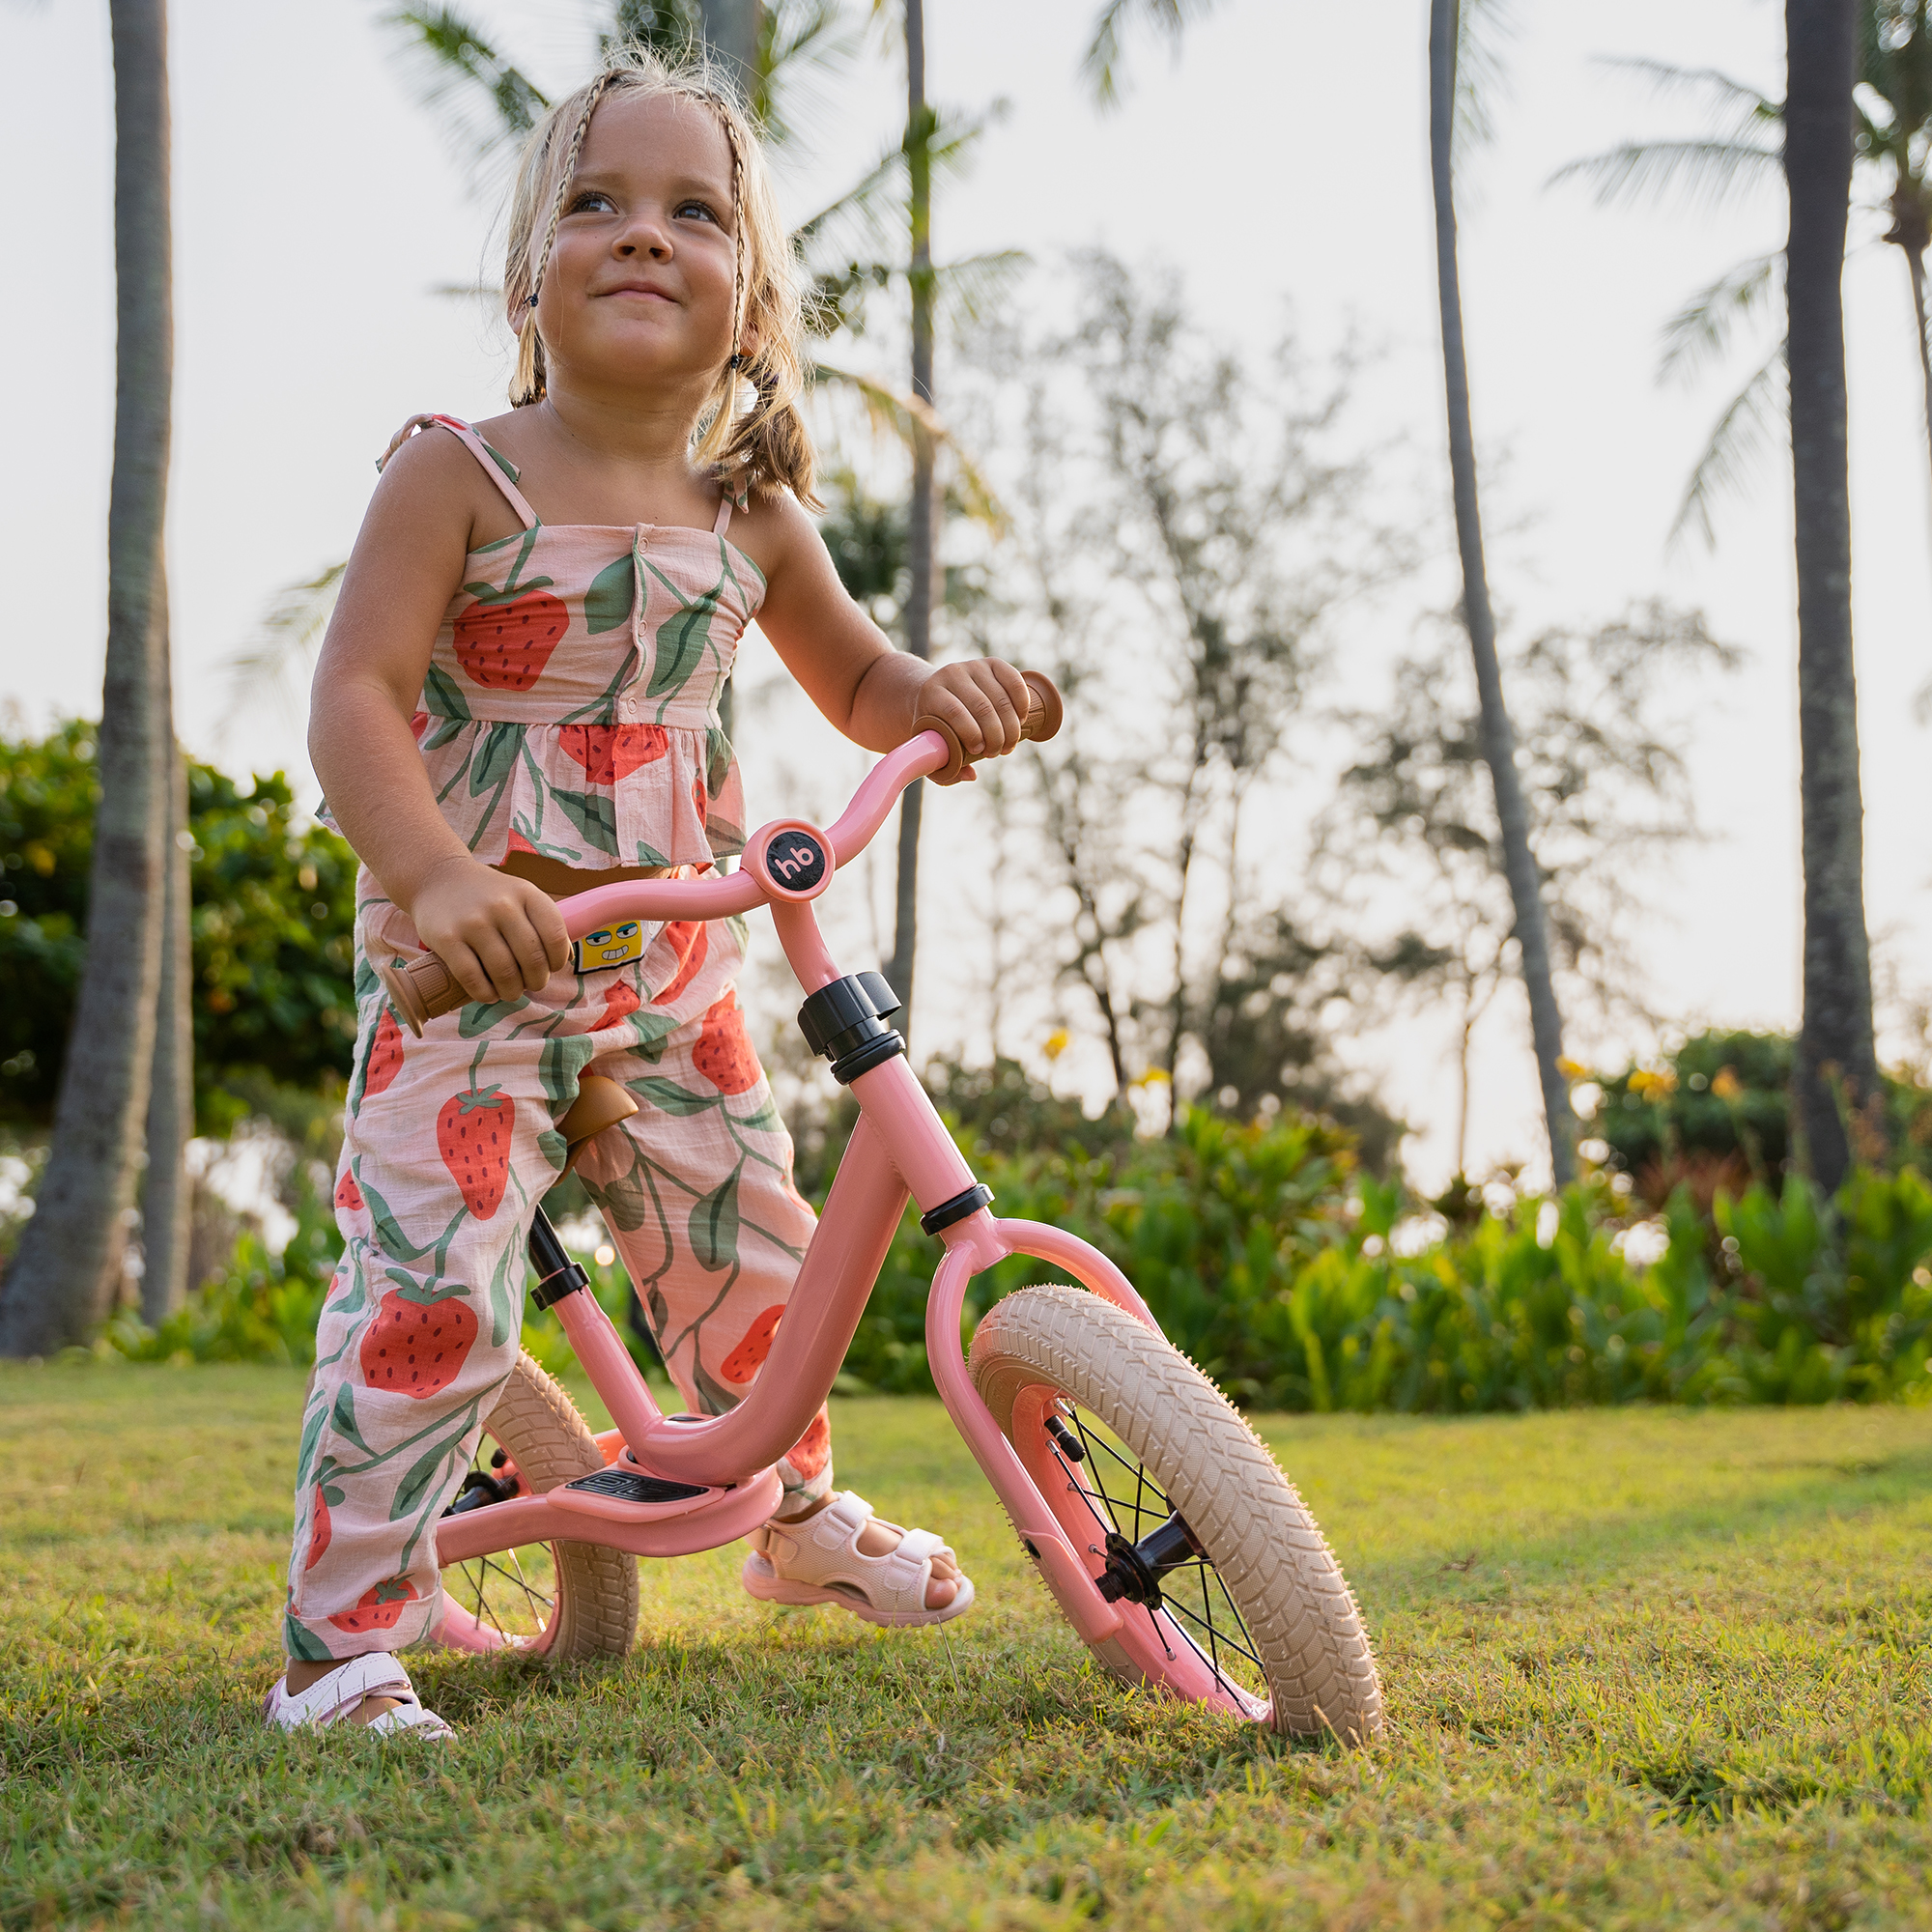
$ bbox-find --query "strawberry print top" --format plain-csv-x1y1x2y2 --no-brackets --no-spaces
321,414,759,869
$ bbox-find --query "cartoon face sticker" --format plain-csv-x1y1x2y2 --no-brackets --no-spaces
572,919,648,973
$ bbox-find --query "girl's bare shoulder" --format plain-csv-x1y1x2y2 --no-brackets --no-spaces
722,485,819,579
370,416,526,554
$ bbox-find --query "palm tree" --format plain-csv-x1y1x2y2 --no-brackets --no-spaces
1426,0,1575,1187
1787,0,1884,1188
1086,0,1577,1183
1553,6,1932,548
882,0,936,1021
1,0,175,1355
1556,9,1887,1187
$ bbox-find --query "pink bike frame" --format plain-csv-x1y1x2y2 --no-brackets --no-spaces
434,731,1167,1659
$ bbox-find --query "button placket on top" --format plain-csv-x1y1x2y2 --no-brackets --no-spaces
615,526,649,724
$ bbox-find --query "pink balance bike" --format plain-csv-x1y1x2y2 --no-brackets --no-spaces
380,676,1382,1744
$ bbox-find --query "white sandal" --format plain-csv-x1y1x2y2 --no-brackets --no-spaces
263,1652,456,1740
741,1492,976,1629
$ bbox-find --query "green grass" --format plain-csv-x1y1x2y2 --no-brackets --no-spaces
6,1367,1932,1929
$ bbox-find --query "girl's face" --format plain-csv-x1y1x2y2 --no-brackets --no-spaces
535,91,745,400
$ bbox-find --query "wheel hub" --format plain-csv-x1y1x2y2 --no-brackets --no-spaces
1095,1510,1207,1606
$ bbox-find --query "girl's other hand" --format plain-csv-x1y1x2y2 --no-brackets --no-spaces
407,857,572,1004
915,660,1031,783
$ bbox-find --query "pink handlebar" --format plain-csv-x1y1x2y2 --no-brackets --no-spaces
553,729,951,937
377,731,952,1035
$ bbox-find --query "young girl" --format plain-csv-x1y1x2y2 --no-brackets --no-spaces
268,49,1031,1738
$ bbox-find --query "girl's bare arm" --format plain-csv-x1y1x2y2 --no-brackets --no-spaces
749,494,1030,777
308,434,569,1002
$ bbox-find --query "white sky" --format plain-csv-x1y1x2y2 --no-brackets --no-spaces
2,0,1926,1189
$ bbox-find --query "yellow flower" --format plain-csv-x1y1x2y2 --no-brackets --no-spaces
1711,1066,1743,1100
1132,1067,1172,1088
1557,1057,1589,1081
1042,1028,1069,1063
1629,1067,1678,1102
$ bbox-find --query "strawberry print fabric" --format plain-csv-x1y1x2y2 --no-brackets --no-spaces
318,416,758,869
285,887,827,1660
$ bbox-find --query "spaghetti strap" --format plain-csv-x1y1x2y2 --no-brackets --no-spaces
713,488,734,538
376,413,540,531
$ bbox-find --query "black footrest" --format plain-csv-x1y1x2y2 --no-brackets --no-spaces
562,1468,709,1505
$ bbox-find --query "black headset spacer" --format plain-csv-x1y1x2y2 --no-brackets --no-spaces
529,1261,588,1311
828,1032,905,1085
919,1183,995,1237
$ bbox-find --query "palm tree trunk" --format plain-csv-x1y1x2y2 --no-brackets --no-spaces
1884,187,1932,555
700,0,761,751
1159,746,1208,1110
141,732,192,1324
0,0,173,1355
886,0,937,1029
1454,985,1476,1179
699,0,759,96
1787,0,1882,1188
1427,0,1574,1186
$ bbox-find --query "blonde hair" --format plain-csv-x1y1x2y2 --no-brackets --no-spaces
503,46,818,509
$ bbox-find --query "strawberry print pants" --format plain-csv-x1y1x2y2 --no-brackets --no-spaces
284,891,827,1661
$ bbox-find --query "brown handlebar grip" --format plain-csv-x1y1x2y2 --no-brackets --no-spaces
913,670,1065,784
1018,670,1064,742
376,952,469,1038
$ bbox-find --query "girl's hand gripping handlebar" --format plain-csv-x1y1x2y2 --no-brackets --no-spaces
379,671,1063,1036
912,669,1063,785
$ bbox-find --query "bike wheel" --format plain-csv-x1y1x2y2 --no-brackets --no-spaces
434,1350,639,1661
969,1285,1381,1743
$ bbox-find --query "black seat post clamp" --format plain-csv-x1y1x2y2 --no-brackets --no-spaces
527,1203,588,1311
796,971,907,1085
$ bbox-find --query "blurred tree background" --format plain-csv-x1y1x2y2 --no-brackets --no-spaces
4,0,1932,1412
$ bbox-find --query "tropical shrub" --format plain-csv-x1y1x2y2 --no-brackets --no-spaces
0,722,357,1131
1585,1028,1932,1195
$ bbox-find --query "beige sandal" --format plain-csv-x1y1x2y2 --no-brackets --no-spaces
741,1492,975,1629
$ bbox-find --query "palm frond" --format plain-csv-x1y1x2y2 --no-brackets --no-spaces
934,250,1031,331
1588,55,1781,129
793,141,905,257
807,361,1006,531
926,102,1006,184
796,104,999,270
1082,0,1224,110
1667,344,1788,552
221,562,348,732
1548,138,1779,211
755,0,863,144
601,0,701,68
1453,0,1519,156
384,6,548,184
1658,251,1782,382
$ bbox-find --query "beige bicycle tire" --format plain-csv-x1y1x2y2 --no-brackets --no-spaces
445,1350,639,1661
969,1285,1382,1744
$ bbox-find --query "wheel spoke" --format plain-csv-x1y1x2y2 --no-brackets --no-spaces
1065,1409,1129,1537
446,1441,557,1644
1209,1560,1262,1664
1049,1439,1114,1546
1045,1396,1269,1706
1163,1581,1267,1675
